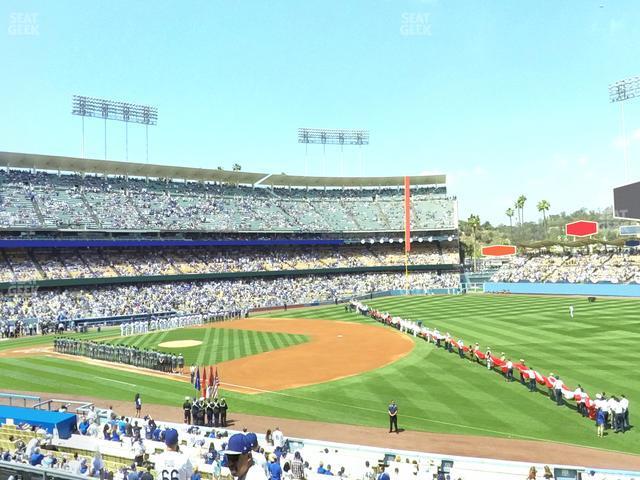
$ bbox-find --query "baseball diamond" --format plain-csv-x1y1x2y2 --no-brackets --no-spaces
3,10,640,477
1,295,638,463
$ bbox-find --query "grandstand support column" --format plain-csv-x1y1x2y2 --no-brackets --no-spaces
125,121,129,161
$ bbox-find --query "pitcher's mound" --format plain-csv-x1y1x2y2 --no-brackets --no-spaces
158,340,202,348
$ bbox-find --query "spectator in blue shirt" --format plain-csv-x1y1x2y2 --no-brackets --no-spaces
268,455,282,480
78,419,90,435
29,448,44,466
80,458,89,475
317,462,326,475
118,417,127,434
205,444,216,465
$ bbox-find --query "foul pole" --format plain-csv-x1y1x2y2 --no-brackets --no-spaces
404,176,411,293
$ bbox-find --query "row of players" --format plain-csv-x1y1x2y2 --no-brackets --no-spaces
53,338,186,373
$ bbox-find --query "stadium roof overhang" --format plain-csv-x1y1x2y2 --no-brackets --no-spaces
0,151,446,187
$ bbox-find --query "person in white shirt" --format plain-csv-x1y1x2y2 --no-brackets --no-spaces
569,305,574,318
25,437,40,458
223,433,267,480
272,427,285,449
153,429,193,480
505,359,513,382
611,397,625,433
527,369,537,392
132,439,145,467
87,420,100,438
620,395,630,431
245,433,268,476
607,396,618,430
553,377,564,406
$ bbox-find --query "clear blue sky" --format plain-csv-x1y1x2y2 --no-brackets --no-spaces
2,0,640,225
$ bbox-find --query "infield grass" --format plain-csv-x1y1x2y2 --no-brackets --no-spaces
0,295,638,455
105,327,308,366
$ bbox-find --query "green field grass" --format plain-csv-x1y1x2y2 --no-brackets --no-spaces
106,327,308,366
0,295,638,455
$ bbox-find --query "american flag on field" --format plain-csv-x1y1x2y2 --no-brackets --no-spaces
212,367,220,399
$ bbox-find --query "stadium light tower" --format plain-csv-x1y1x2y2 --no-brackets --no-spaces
297,128,370,175
72,95,158,162
609,76,640,181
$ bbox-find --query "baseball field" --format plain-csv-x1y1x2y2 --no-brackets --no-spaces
0,294,638,458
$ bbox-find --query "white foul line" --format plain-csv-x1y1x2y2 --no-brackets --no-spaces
96,376,136,387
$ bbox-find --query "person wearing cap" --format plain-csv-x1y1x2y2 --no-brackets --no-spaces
219,398,229,427
182,397,192,424
377,465,390,480
223,433,267,480
267,453,282,480
245,433,267,476
153,428,193,480
485,348,492,370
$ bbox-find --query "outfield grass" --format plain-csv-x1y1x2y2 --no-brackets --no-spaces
0,295,638,455
106,327,308,366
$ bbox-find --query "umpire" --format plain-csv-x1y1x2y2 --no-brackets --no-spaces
388,400,399,434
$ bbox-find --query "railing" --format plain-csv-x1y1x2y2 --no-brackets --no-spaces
0,393,41,408
0,461,87,480
31,399,94,417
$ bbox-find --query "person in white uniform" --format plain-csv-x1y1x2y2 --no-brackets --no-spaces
153,429,193,480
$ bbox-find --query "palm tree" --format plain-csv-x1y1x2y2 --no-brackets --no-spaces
467,214,481,270
537,200,550,230
516,195,527,226
505,207,514,233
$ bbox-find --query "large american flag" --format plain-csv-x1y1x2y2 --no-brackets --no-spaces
212,367,220,399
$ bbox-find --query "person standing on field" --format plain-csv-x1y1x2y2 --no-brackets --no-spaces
388,400,398,433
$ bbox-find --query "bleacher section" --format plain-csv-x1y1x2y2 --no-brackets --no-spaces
491,252,640,285
1,419,636,480
0,244,459,283
0,169,456,233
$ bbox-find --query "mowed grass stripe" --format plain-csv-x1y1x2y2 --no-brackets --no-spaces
3,295,639,454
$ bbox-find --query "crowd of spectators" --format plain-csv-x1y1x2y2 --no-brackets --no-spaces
0,272,460,322
0,169,457,232
491,251,640,284
1,404,612,480
0,245,459,282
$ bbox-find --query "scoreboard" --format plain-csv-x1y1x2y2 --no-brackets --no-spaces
614,181,640,220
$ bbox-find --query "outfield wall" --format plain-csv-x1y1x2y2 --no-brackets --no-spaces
484,281,640,297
